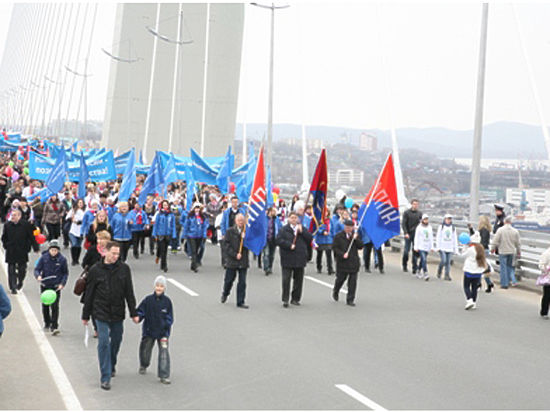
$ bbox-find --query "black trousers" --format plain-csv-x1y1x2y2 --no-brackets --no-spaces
316,248,333,273
463,275,481,302
333,272,358,303
139,336,170,378
222,268,247,305
40,285,61,329
188,238,203,270
132,231,145,258
8,262,27,291
281,267,304,303
144,227,155,254
208,224,218,245
364,242,384,270
62,220,70,247
116,240,131,262
541,285,550,316
156,237,170,271
46,223,60,241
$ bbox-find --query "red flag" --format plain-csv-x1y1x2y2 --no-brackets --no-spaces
243,146,267,255
362,154,399,208
308,148,328,232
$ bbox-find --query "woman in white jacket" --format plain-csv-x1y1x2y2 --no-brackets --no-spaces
461,232,487,310
436,214,458,281
414,214,433,281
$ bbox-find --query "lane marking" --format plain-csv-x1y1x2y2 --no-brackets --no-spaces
0,249,82,410
167,278,199,296
305,275,347,294
335,384,387,411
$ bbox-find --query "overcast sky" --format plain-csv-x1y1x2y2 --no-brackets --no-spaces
1,1,550,132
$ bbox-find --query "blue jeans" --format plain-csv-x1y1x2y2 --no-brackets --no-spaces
69,233,82,247
96,320,124,384
499,254,517,287
438,251,452,277
418,250,428,273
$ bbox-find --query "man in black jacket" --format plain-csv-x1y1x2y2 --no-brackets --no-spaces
332,220,364,306
221,214,250,308
1,209,39,294
276,211,313,307
401,199,422,273
82,241,139,391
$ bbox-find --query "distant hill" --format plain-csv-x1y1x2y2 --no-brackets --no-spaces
235,121,547,159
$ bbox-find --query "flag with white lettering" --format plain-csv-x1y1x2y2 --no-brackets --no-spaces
243,146,267,255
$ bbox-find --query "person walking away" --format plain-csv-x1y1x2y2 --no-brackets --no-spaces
414,214,433,281
137,275,173,384
276,211,313,307
461,232,487,310
0,283,11,337
42,194,63,241
128,201,149,259
65,199,86,266
2,209,39,294
469,215,494,292
332,219,364,306
220,214,250,308
152,200,176,273
34,240,68,335
111,202,132,263
315,209,334,275
491,216,521,289
263,206,282,276
183,203,208,273
436,214,458,281
402,199,422,274
81,241,139,391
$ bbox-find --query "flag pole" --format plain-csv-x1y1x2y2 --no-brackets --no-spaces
344,152,392,255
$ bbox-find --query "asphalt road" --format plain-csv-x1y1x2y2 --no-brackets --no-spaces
3,242,550,410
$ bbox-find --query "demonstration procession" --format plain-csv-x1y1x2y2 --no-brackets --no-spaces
0,133,540,393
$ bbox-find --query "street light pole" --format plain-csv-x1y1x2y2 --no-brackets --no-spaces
251,2,289,171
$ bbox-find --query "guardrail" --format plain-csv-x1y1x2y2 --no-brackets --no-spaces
389,218,549,280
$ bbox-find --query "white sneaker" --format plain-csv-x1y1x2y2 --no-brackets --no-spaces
423,274,430,281
472,302,477,310
465,299,474,310
416,273,423,279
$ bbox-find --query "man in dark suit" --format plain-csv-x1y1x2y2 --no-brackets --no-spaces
221,214,250,309
332,219,364,306
276,211,313,308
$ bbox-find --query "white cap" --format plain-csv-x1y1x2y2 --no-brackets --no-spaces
154,275,167,289
444,214,453,219
192,202,202,209
422,214,429,220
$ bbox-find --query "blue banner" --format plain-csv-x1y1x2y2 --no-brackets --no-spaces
29,151,117,182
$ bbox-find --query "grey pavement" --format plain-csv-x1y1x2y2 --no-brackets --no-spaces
2,243,550,410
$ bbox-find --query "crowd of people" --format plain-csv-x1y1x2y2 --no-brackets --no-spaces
0,150,548,391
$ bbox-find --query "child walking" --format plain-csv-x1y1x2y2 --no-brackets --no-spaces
461,232,487,310
137,275,174,384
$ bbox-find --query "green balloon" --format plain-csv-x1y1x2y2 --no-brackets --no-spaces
8,161,13,167
40,289,57,306
24,160,28,166
23,167,29,175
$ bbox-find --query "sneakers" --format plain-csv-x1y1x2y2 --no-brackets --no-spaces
282,302,289,308
416,273,423,279
160,378,171,384
541,315,549,320
100,382,111,391
444,276,452,281
139,367,146,375
51,328,60,336
436,272,442,279
485,284,494,293
423,274,430,281
346,302,356,307
290,300,301,306
465,299,475,310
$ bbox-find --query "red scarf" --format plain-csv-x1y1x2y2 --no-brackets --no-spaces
195,213,203,224
51,202,58,212
136,211,143,225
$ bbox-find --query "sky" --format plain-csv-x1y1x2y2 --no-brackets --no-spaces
1,1,550,132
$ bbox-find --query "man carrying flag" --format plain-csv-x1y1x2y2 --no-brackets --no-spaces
307,148,328,234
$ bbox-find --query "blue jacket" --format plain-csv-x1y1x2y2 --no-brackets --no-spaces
315,223,333,245
136,292,174,339
106,205,117,222
184,214,208,239
0,284,11,336
128,209,149,232
111,212,132,241
331,220,345,238
34,251,69,289
265,215,282,241
80,209,98,236
152,211,177,238
221,207,246,236
301,214,313,232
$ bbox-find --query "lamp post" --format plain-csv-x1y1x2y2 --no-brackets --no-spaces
250,2,289,171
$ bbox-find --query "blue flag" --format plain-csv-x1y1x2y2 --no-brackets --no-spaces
163,154,178,186
72,140,78,152
266,165,274,207
243,147,267,255
190,148,218,185
119,148,136,201
139,150,145,165
216,146,233,193
45,149,67,194
78,151,89,199
183,163,197,211
236,152,256,202
138,152,164,204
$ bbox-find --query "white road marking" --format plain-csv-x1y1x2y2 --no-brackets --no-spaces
0,249,82,410
167,278,199,296
335,384,387,411
305,275,347,294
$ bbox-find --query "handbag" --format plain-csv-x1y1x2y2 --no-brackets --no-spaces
73,270,88,296
536,267,550,286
